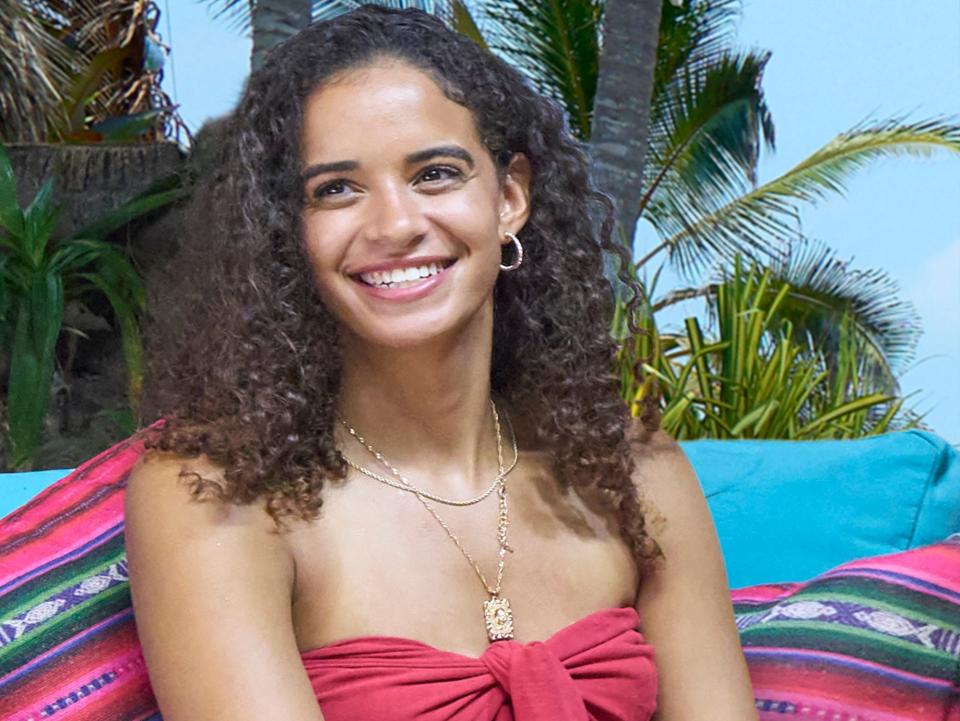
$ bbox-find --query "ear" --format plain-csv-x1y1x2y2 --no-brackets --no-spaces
497,153,532,242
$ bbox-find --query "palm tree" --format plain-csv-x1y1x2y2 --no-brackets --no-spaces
591,0,662,250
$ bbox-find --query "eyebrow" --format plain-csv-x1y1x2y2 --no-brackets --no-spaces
301,144,475,181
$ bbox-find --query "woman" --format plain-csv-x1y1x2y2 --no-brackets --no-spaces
125,6,757,720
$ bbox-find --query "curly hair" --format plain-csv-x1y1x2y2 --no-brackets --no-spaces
141,5,662,576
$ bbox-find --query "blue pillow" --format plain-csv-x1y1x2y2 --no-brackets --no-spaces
0,468,72,518
682,430,960,588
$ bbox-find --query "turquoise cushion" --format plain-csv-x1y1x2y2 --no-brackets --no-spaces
681,430,960,589
0,468,72,518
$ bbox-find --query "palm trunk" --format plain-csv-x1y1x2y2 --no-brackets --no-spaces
250,0,313,71
589,0,662,272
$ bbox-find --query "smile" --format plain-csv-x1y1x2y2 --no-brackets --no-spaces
354,259,456,289
349,258,457,302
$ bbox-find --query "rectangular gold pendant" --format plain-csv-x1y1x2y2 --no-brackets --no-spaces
483,596,514,641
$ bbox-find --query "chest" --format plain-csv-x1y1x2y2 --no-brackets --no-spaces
285,460,639,657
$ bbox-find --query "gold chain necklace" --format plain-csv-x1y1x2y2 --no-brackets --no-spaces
338,400,516,642
337,401,520,506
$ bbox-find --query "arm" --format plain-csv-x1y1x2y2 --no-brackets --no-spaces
125,452,325,721
633,431,758,721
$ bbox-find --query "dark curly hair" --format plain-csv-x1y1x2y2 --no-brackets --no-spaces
141,5,662,575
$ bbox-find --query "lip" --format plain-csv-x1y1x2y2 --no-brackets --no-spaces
352,260,455,302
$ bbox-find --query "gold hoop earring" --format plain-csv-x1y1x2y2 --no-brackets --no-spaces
499,232,523,272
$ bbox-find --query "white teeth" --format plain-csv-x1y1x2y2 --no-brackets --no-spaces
357,260,451,288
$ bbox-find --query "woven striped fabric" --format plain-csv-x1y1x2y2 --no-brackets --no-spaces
733,537,960,721
0,429,161,721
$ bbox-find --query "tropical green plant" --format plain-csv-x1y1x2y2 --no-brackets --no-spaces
0,144,183,469
617,258,910,439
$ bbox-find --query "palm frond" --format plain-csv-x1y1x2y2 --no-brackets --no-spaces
772,115,960,199
10,0,182,142
643,49,775,215
641,172,795,276
483,0,603,140
200,0,252,31
654,0,740,100
769,238,921,379
0,0,72,141
645,115,960,277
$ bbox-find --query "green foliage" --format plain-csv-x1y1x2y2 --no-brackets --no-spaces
645,116,960,277
617,259,911,440
656,238,923,396
0,145,183,469
484,0,602,141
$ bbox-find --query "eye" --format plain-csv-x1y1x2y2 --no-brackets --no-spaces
312,179,351,199
416,165,463,185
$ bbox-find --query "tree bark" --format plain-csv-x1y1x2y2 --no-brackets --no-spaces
589,0,662,272
250,0,313,71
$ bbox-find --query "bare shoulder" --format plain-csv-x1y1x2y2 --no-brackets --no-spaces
630,428,700,525
629,428,758,720
628,426,713,578
124,452,322,721
126,450,272,530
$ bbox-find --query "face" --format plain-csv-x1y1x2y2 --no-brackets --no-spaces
299,60,530,351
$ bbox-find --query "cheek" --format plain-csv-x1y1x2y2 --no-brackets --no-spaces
300,220,340,297
433,190,502,251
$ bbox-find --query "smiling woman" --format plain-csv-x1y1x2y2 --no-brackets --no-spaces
125,5,756,721
298,62,527,348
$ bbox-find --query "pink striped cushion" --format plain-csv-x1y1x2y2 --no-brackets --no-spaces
733,538,960,720
0,428,161,721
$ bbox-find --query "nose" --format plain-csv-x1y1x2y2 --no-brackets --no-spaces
363,182,428,250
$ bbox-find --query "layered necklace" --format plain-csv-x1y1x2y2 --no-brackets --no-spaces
337,400,518,642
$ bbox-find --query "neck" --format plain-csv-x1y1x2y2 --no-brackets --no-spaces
336,304,504,496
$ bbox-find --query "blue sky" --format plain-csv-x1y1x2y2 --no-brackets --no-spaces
159,0,960,443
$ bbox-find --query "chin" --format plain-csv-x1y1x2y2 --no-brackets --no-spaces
342,302,493,353
353,323,460,350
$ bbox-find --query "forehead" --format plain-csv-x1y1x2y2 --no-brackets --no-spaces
300,61,485,161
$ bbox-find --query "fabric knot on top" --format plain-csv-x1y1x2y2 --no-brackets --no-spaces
481,640,589,720
301,606,657,721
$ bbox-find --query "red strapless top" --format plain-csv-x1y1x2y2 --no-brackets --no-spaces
300,606,657,721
